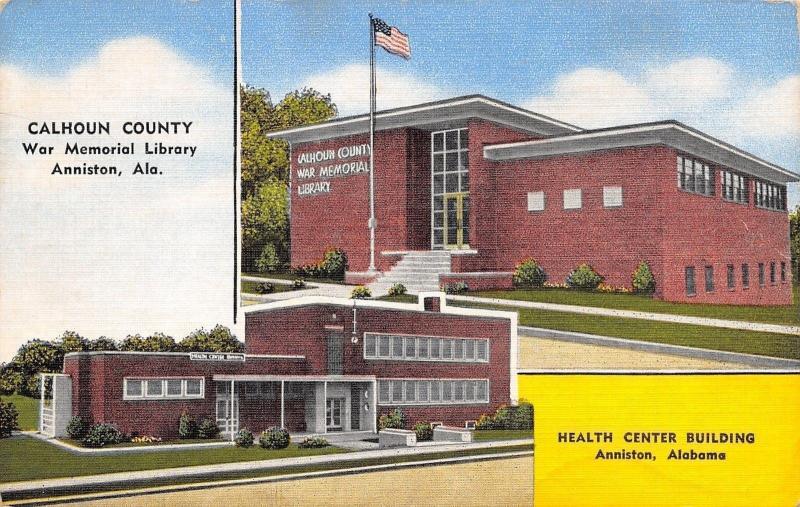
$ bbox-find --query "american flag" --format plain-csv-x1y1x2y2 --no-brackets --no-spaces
373,17,411,59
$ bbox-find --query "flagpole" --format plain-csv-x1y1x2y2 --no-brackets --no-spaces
367,13,377,273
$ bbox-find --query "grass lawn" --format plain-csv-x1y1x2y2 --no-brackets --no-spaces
473,429,532,441
472,285,800,326
0,435,344,483
1,395,38,431
58,437,227,448
242,272,348,285
378,294,418,304
240,280,297,295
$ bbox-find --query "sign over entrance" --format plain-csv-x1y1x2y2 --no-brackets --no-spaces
294,143,371,197
189,352,245,362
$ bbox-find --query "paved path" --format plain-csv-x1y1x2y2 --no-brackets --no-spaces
448,294,800,335
241,276,353,302
64,456,533,507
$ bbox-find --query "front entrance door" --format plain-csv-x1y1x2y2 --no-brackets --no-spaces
444,193,469,249
215,383,239,435
326,398,344,431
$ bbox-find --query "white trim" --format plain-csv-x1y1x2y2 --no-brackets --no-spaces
484,122,798,183
123,377,205,401
64,351,305,360
363,332,490,364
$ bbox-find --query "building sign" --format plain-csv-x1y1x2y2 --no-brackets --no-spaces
294,143,371,197
189,352,246,362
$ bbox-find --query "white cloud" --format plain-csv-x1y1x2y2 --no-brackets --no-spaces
0,37,237,362
644,57,735,111
302,63,447,116
731,75,800,138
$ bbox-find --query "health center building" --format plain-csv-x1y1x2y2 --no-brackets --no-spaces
270,95,797,305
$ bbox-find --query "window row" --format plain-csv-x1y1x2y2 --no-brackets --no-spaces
364,333,489,363
677,156,714,196
527,186,623,212
721,170,748,204
685,261,789,296
377,379,490,405
754,181,787,211
124,378,204,400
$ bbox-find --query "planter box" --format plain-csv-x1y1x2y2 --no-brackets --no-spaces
379,428,417,448
433,426,473,443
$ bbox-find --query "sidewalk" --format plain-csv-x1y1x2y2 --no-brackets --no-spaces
448,294,800,335
241,275,353,301
0,439,532,499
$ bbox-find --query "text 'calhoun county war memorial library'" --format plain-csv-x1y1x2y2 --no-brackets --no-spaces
270,95,797,306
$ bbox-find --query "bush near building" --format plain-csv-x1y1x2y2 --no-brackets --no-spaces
0,399,19,438
378,408,405,430
257,282,275,294
291,247,349,281
350,286,372,299
566,264,604,290
235,428,255,448
632,261,656,294
513,259,547,288
197,418,220,439
260,427,290,450
298,436,329,448
413,422,433,441
387,283,407,296
475,401,533,431
66,416,89,440
82,423,125,448
443,281,469,294
178,411,198,439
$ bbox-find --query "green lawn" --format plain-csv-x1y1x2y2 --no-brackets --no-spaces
243,272,348,285
472,285,799,326
241,280,297,295
473,429,532,441
0,435,343,483
58,437,227,448
455,301,800,360
1,395,38,431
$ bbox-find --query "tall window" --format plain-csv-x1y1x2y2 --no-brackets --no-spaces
754,180,787,211
705,265,714,292
781,262,787,283
431,128,469,248
727,264,735,290
677,156,714,196
721,170,748,204
741,264,749,289
770,262,776,284
758,263,765,287
685,266,696,296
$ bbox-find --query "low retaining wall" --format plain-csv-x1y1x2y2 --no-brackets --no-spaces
440,272,513,291
379,428,417,448
433,426,473,443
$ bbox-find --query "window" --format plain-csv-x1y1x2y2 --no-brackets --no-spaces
727,264,735,290
677,156,714,196
781,262,787,283
365,334,489,363
563,189,582,210
741,264,750,288
770,262,776,284
705,266,714,292
758,263,765,287
527,191,545,212
431,128,469,248
754,180,787,211
124,378,204,400
685,267,696,296
377,379,490,405
602,186,623,208
721,170,748,204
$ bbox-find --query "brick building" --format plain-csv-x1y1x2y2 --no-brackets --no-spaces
42,294,517,439
269,95,797,305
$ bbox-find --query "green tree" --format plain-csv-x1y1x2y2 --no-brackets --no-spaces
119,333,176,352
56,331,89,353
179,325,244,353
790,205,799,281
89,336,118,351
240,86,337,271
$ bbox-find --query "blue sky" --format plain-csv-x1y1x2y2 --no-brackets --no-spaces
244,0,800,206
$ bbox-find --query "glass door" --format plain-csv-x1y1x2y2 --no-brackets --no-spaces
326,398,344,431
215,383,239,435
443,193,469,249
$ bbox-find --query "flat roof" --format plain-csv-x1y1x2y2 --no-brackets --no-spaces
484,120,799,184
266,94,582,144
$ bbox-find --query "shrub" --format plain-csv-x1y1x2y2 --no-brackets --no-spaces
378,408,405,430
350,285,372,299
66,415,89,440
631,261,656,295
413,422,433,441
443,281,469,294
566,264,604,289
234,428,255,448
82,423,125,448
475,413,496,430
197,418,220,439
257,282,275,294
298,436,329,448
320,247,348,279
255,244,281,273
292,279,307,290
476,400,533,431
387,283,407,296
131,435,162,444
0,399,19,438
513,259,547,288
259,427,290,450
178,411,198,439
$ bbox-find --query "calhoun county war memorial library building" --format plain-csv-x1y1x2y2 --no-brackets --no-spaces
40,294,517,440
270,95,797,306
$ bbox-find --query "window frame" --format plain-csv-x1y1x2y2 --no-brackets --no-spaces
677,155,715,197
704,265,715,293
563,188,582,210
364,333,490,363
123,377,205,401
376,378,490,406
602,186,623,208
527,191,545,212
685,266,696,296
741,263,750,289
726,264,735,290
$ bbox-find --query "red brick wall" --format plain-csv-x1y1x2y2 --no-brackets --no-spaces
406,130,431,250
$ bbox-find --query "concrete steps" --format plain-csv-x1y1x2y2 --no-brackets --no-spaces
369,251,452,296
